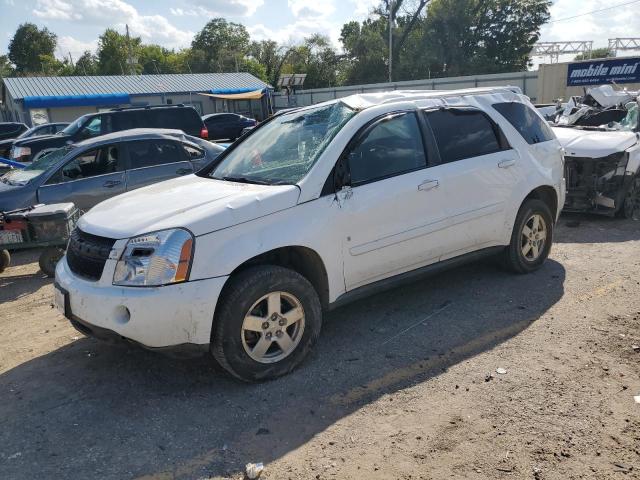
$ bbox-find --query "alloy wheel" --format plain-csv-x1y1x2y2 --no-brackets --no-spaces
241,291,305,364
521,214,547,261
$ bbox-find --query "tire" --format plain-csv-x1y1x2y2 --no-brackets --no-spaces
0,249,10,273
502,199,554,274
39,247,64,277
621,176,640,220
211,265,322,382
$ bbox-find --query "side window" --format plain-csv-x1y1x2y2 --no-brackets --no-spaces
347,113,427,185
128,140,182,169
183,144,205,160
492,102,555,145
426,109,502,163
56,146,121,183
78,116,102,140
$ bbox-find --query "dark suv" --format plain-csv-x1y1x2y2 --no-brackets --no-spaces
10,105,208,164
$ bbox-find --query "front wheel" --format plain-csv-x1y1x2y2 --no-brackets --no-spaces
39,247,64,277
211,265,322,382
502,199,554,274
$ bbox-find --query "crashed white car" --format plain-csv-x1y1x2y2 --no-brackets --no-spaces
553,126,640,218
55,87,565,381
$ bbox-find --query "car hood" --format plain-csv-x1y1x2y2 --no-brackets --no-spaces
552,127,638,158
13,134,68,148
78,174,301,239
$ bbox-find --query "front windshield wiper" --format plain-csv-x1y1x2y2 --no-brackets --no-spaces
217,175,273,185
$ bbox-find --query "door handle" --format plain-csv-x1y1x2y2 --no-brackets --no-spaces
498,159,516,169
176,168,192,175
103,180,122,188
418,179,439,191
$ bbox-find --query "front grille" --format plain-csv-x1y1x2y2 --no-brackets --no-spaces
66,228,116,281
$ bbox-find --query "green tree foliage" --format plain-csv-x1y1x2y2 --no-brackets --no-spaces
138,45,193,74
8,23,57,75
339,19,389,85
97,29,142,75
282,35,340,89
574,48,613,61
248,40,292,86
73,51,99,76
190,18,250,72
0,55,14,78
421,0,551,76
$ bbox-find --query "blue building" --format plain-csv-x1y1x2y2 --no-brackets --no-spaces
0,72,272,125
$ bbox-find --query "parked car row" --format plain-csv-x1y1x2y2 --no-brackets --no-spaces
53,87,566,382
0,129,224,212
8,104,209,165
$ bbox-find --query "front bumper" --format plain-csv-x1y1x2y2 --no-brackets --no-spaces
55,255,228,349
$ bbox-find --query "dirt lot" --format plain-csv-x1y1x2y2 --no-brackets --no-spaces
0,214,639,480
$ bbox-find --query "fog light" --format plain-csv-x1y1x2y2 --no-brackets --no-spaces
114,305,131,325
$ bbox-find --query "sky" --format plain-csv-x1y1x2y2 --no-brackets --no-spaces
1,0,639,65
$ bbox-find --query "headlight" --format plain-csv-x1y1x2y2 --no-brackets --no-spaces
11,146,31,159
113,228,194,287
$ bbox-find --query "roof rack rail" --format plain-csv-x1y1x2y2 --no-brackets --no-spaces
109,104,186,112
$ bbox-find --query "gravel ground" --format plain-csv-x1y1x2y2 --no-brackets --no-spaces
0,214,639,480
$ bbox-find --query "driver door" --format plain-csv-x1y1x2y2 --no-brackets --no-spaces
38,144,125,211
334,112,450,290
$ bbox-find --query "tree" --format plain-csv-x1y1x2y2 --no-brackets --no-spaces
0,55,14,78
420,0,551,76
8,23,57,75
97,29,142,75
283,35,340,89
339,19,389,85
73,51,99,76
248,40,293,87
574,48,613,61
190,18,250,72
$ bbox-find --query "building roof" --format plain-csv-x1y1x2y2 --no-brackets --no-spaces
3,73,271,101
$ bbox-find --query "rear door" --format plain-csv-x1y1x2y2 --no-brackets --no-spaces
124,139,194,191
38,144,125,210
421,107,519,257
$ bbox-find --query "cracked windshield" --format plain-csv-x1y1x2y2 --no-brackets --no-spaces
209,102,355,185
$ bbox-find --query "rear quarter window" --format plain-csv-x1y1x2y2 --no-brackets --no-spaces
153,108,201,135
492,102,555,145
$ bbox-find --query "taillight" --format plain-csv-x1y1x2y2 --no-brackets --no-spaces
200,126,209,139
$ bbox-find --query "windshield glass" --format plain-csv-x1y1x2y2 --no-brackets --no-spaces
208,102,355,185
1,147,72,186
16,126,39,139
59,115,88,136
616,102,639,132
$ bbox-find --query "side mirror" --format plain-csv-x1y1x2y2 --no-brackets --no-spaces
333,156,351,191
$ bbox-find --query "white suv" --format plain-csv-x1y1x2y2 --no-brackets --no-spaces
55,88,565,382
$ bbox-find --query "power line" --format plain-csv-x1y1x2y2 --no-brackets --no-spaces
547,0,640,24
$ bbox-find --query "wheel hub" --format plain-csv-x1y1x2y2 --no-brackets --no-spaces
521,214,547,262
241,291,305,364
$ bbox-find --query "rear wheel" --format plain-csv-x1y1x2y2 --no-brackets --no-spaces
622,176,640,220
0,249,10,273
503,199,554,274
211,265,322,382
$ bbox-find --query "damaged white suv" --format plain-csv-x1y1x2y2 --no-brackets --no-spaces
55,87,565,381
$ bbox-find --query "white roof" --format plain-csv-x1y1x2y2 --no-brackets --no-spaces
339,86,525,110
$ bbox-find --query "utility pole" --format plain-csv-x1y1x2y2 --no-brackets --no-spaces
126,24,135,75
388,0,394,82
68,51,74,67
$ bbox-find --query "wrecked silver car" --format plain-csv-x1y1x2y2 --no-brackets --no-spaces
553,126,640,218
548,85,640,218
